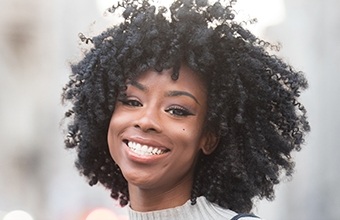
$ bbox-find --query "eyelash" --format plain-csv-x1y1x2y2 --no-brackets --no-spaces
119,98,142,107
118,98,194,117
165,106,194,117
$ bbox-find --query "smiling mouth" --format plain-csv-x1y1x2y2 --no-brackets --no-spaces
124,140,170,156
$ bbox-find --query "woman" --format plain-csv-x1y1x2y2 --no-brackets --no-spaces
62,0,310,219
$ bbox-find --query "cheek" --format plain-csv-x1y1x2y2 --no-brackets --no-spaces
174,125,204,148
177,118,207,149
107,121,116,160
107,114,123,161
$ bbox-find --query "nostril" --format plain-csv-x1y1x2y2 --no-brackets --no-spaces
133,114,162,133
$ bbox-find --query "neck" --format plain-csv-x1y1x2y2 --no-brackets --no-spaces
128,176,193,212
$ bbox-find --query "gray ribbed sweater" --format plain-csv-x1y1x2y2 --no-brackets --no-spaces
128,196,261,220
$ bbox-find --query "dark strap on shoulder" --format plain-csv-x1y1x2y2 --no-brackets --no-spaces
231,213,260,220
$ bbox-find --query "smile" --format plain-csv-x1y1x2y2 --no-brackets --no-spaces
126,141,169,156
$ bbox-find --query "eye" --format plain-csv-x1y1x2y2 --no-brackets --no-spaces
165,106,194,117
119,98,143,107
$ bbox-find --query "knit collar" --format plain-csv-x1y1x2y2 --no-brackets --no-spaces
128,196,237,220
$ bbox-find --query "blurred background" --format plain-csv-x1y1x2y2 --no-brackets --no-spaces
0,0,339,219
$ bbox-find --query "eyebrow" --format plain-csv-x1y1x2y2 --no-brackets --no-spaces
128,80,148,91
166,91,200,105
128,80,200,105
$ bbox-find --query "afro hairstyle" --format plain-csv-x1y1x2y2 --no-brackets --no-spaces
62,0,310,213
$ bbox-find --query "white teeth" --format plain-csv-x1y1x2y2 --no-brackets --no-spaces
152,148,158,154
127,141,166,156
141,145,148,152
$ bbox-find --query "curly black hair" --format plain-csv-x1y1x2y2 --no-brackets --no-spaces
62,0,310,213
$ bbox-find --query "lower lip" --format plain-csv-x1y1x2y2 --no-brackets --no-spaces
125,145,169,164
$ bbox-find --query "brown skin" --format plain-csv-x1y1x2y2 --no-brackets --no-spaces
107,65,218,212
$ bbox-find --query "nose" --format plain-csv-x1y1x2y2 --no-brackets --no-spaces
134,106,162,133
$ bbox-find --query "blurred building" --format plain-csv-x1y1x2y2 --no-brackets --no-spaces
0,0,339,219
258,0,340,219
0,0,125,219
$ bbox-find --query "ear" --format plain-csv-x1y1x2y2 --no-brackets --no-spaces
201,131,219,155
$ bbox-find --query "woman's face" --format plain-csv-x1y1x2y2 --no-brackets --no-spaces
107,65,213,198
